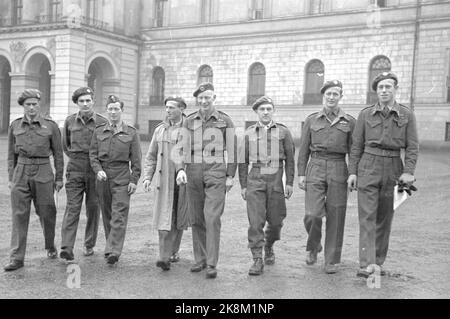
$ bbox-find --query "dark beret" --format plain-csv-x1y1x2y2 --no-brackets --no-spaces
372,71,398,91
18,89,41,106
252,96,274,111
320,80,343,94
164,96,187,109
106,95,124,108
193,82,214,97
72,87,94,104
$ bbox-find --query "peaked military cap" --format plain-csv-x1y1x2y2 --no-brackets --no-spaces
72,87,94,104
320,80,343,94
372,71,398,91
193,82,214,97
106,94,124,108
165,96,187,109
252,96,274,111
18,89,42,106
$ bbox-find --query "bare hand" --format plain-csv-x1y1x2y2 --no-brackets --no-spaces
54,181,64,193
143,180,152,192
176,170,187,185
298,176,306,191
285,185,294,199
241,188,247,201
398,173,415,186
347,174,357,192
128,183,137,195
226,177,234,193
97,171,107,181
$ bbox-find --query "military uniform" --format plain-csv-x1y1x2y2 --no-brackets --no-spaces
298,106,355,267
89,121,142,259
239,120,295,261
176,108,237,269
7,113,64,263
60,110,108,257
349,99,419,269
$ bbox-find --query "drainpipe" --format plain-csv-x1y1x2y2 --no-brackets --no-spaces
409,0,422,110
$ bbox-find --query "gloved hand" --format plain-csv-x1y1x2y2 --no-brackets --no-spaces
397,182,418,196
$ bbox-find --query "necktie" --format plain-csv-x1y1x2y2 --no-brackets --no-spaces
382,106,389,118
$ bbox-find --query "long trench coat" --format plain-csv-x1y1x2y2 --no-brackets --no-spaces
143,117,189,231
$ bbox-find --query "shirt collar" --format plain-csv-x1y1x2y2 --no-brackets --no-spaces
104,120,127,134
257,120,276,130
76,111,95,123
372,101,400,116
22,115,44,126
164,114,185,128
317,107,345,120
195,109,220,122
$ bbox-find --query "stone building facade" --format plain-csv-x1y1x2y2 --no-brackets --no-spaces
1,0,450,142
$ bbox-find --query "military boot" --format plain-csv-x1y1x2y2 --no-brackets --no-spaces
248,258,264,276
264,245,275,265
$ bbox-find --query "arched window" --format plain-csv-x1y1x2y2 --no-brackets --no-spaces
150,67,165,106
304,59,324,105
368,55,391,104
198,65,213,85
247,62,266,106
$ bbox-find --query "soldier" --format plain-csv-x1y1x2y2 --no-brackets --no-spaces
89,95,142,265
297,80,355,274
176,83,237,279
238,96,295,276
143,96,189,271
5,89,64,271
348,72,419,278
59,87,108,261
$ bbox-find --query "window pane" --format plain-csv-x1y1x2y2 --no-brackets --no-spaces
304,60,324,105
151,67,165,105
198,65,213,85
368,56,391,104
248,63,266,105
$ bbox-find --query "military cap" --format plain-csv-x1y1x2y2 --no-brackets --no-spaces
18,89,41,106
165,96,187,109
106,94,124,109
72,87,94,104
320,80,343,94
372,71,398,91
252,96,274,111
193,82,214,97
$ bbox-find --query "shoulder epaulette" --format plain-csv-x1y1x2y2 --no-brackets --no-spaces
96,122,107,128
361,104,376,112
10,118,23,127
276,122,287,128
96,113,108,120
306,112,319,119
186,111,198,118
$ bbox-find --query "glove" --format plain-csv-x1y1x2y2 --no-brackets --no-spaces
398,182,418,196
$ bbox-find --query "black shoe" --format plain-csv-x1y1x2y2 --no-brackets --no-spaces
169,253,180,263
83,247,94,257
106,254,119,265
4,260,24,272
205,266,217,279
47,248,58,259
324,264,338,274
190,262,207,272
356,268,371,278
264,245,275,265
60,249,74,261
156,260,171,271
248,258,264,276
305,244,322,266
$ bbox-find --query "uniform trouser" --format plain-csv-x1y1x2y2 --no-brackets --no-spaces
304,158,348,265
9,163,57,261
96,166,131,257
61,158,100,252
159,182,184,262
186,163,226,267
357,153,403,268
246,167,286,259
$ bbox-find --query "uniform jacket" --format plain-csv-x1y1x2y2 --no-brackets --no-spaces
143,116,189,231
7,115,64,182
297,107,356,176
238,122,295,189
89,121,142,185
348,102,419,175
175,109,237,178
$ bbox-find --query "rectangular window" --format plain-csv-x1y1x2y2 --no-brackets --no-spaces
250,0,264,20
49,0,61,22
446,122,450,142
377,0,386,8
12,0,23,25
201,0,212,24
86,0,98,23
154,0,166,27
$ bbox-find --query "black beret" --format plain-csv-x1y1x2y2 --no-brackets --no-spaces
72,87,94,104
193,82,214,97
164,96,187,109
320,80,343,94
18,89,41,106
106,95,124,108
252,96,274,111
372,72,398,91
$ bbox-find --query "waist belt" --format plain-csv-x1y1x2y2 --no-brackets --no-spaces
69,152,90,160
310,152,346,160
364,146,400,157
17,157,50,165
101,161,129,169
251,161,283,168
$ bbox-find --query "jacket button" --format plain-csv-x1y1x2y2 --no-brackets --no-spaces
160,153,163,157
159,170,162,174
